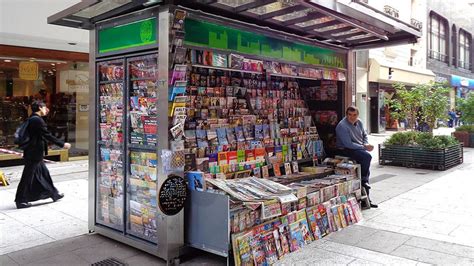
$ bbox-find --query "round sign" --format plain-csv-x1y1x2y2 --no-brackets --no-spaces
158,175,187,216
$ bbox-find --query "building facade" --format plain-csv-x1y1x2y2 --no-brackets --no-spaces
0,0,91,158
356,0,434,133
426,0,474,106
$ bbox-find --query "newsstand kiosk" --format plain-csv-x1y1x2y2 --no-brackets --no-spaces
48,1,421,264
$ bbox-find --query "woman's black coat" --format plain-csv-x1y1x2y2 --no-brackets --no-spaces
23,113,65,161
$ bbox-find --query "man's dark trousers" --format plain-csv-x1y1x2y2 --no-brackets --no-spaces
341,149,372,196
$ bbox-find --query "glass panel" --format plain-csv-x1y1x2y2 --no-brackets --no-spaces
0,60,89,157
127,151,158,242
217,0,254,8
128,55,158,147
248,2,293,15
315,23,347,32
295,17,334,27
272,8,311,22
75,0,132,19
97,146,125,229
96,60,125,230
126,54,159,243
431,17,439,34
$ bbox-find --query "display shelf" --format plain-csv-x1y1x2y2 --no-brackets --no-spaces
99,80,124,84
128,143,157,151
130,77,158,81
270,73,321,81
98,141,123,148
192,64,263,75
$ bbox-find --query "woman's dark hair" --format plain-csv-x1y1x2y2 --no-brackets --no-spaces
31,100,46,113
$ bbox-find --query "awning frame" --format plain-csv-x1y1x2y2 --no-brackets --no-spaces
47,0,422,50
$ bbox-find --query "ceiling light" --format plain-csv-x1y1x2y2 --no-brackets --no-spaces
51,63,55,66
4,59,11,62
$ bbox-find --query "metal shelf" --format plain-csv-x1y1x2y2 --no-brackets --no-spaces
130,77,158,81
192,64,263,75
99,80,124,84
128,143,157,151
270,73,321,81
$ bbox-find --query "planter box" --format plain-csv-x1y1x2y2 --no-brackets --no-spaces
379,143,463,170
452,131,470,147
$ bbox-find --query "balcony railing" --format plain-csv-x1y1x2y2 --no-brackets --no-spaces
384,5,399,18
410,18,423,30
428,50,448,63
458,60,473,70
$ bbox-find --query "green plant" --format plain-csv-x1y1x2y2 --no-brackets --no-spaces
386,83,424,130
419,82,450,131
457,93,474,124
384,132,459,149
386,82,450,132
384,131,417,146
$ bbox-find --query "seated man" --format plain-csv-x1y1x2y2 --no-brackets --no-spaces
336,106,377,208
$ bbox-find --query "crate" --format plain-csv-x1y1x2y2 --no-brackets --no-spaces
452,131,470,147
379,143,463,170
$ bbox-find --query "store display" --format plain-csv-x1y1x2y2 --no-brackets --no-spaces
97,60,125,230
97,146,124,228
91,10,350,262
128,151,158,242
129,55,158,147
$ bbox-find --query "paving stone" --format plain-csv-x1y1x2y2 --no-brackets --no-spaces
33,218,88,240
315,240,420,265
5,234,105,264
354,230,411,254
0,223,49,248
405,236,474,259
276,247,355,265
3,205,76,227
391,244,474,265
23,252,89,266
72,239,139,263
357,220,405,233
0,255,18,265
123,253,167,266
398,228,474,248
348,258,384,265
0,237,55,256
325,225,379,246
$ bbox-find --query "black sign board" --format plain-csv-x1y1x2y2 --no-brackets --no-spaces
159,175,187,216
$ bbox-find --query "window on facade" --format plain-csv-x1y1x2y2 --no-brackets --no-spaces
452,25,457,66
428,13,448,63
459,29,472,70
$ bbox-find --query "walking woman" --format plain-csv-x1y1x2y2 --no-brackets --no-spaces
15,100,71,209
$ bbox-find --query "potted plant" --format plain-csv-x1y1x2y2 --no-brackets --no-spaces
386,82,450,132
453,125,474,147
379,132,463,170
454,94,474,145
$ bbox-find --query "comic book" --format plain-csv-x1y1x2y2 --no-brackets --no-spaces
235,230,255,266
250,235,266,266
261,230,278,265
337,204,347,228
306,206,322,240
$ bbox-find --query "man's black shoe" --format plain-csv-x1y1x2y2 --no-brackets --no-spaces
52,193,64,202
16,202,32,209
370,203,378,208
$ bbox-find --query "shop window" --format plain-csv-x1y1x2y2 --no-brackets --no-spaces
428,12,448,63
0,58,89,157
459,29,472,70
